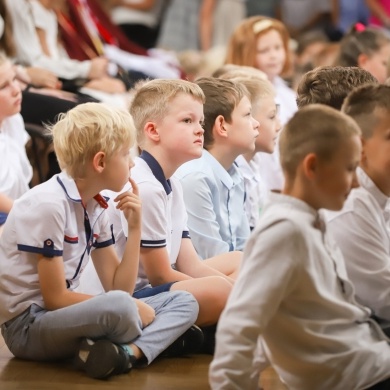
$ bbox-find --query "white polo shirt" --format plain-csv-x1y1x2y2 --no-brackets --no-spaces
0,172,114,325
131,151,190,291
210,193,390,390
327,167,390,321
0,114,33,225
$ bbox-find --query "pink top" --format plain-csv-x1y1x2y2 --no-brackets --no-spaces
369,0,390,26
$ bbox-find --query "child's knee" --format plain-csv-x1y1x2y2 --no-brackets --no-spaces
101,291,140,329
170,290,200,322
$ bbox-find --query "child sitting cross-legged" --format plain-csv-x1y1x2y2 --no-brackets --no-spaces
0,102,201,380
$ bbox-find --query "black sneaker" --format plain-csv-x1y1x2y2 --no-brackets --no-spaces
199,324,217,355
74,338,135,380
161,325,204,357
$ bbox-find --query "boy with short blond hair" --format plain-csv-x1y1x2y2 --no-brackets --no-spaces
210,104,390,390
175,77,259,258
0,102,200,380
111,79,243,345
326,84,390,324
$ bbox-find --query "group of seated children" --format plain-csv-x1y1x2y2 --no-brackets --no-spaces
2,56,390,390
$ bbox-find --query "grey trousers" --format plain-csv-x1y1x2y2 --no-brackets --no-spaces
1,290,198,364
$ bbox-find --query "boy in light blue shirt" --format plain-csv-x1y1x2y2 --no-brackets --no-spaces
175,77,259,259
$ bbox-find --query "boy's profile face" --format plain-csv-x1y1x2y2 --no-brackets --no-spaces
312,135,361,211
156,93,204,165
227,95,259,155
362,110,390,196
252,98,281,154
102,144,134,192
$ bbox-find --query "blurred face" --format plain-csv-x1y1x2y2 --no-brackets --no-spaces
227,95,259,156
361,110,390,196
253,98,281,153
0,61,22,124
104,144,134,192
361,43,390,83
313,135,362,211
157,93,204,165
255,29,286,81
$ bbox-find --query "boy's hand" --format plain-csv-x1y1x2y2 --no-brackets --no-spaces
134,299,156,328
114,177,141,229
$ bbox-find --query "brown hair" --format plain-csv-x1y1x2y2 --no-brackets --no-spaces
336,25,390,67
225,16,291,74
342,84,390,139
195,77,249,150
297,66,378,110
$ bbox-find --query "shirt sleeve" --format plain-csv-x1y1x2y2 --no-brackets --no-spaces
209,219,301,389
179,172,230,259
327,198,390,321
14,196,66,257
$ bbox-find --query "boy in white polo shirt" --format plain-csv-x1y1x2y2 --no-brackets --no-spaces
0,102,200,380
113,79,243,344
175,77,259,259
210,105,390,390
326,84,390,325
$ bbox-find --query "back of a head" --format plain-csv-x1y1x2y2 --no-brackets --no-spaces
342,83,390,139
220,71,275,109
280,104,361,179
297,66,378,110
130,79,205,149
213,64,267,80
195,77,249,149
336,24,390,68
50,102,136,179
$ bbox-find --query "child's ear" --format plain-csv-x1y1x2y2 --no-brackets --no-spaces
357,53,369,68
93,151,106,173
214,115,228,138
302,153,318,180
144,121,160,142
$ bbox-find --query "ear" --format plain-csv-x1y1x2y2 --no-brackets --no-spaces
302,153,318,180
92,151,106,173
144,121,160,142
357,53,369,68
214,115,228,139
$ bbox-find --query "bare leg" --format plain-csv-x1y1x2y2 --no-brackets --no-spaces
203,251,242,280
171,276,231,326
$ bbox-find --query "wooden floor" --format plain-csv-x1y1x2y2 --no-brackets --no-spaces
0,334,286,390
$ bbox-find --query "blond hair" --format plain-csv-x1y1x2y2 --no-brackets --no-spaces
220,71,275,110
129,79,205,148
280,104,361,179
49,102,136,178
225,16,291,75
342,84,390,139
195,77,250,150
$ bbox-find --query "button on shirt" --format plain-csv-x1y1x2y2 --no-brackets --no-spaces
327,167,390,321
175,150,250,259
0,172,113,325
210,193,390,390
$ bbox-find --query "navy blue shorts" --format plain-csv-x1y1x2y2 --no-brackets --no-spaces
132,282,176,299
